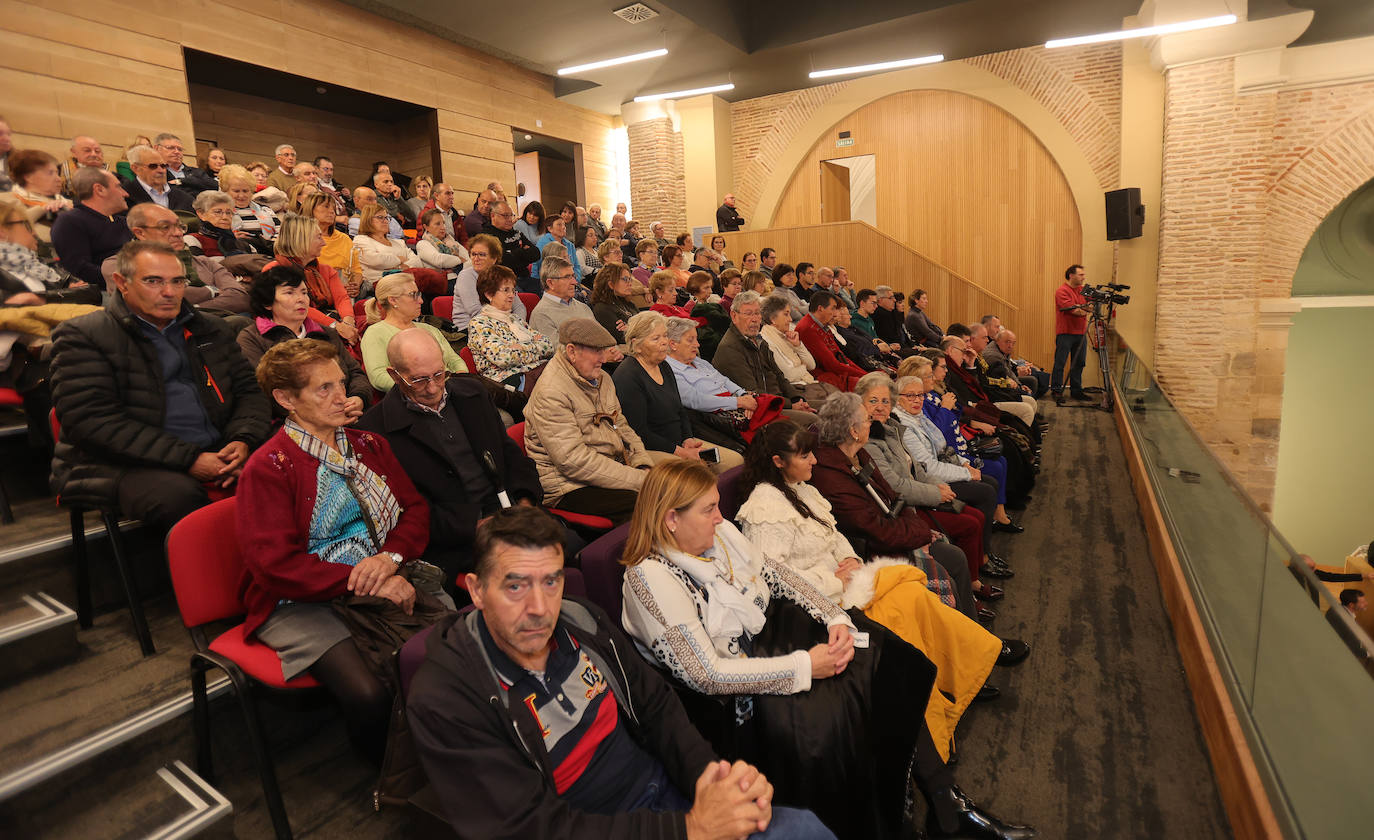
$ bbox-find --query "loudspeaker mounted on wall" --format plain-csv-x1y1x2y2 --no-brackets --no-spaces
1105,188,1144,240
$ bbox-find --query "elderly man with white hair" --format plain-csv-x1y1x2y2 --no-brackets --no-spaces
99,203,249,312
585,202,607,242
120,145,194,212
153,132,216,196
267,143,297,193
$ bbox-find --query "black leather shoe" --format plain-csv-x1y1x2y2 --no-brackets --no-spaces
974,585,1004,602
983,554,1014,577
992,520,1024,534
1070,390,1089,401
977,606,997,623
997,639,1030,666
927,786,1037,839
974,684,1001,702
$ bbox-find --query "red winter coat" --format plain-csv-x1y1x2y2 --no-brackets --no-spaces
796,315,865,391
236,426,430,636
809,444,933,555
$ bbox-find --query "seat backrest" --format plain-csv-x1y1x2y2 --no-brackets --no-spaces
167,497,245,628
578,523,632,620
354,299,370,323
0,387,23,408
518,292,539,320
506,421,526,453
432,295,454,322
459,345,476,374
716,465,745,522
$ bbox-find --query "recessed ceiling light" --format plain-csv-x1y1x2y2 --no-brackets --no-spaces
633,82,735,102
557,48,668,76
524,134,532,140
1045,13,1237,48
809,54,944,79
315,86,327,94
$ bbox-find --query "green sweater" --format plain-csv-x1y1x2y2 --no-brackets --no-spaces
360,320,467,392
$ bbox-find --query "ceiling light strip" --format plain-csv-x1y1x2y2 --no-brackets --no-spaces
809,54,944,80
633,83,735,102
1045,13,1237,49
557,48,668,76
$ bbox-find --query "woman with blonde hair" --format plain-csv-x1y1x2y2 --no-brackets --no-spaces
620,460,1035,840
359,273,466,392
352,203,421,297
299,191,352,274
286,180,319,215
405,175,432,221
220,163,279,243
259,213,357,344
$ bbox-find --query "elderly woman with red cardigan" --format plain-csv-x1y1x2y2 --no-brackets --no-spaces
237,338,442,762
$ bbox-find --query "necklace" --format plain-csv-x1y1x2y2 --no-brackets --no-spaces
691,540,736,585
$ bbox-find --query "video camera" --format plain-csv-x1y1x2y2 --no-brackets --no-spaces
1081,282,1130,306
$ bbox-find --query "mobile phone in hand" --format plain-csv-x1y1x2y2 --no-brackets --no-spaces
700,447,720,464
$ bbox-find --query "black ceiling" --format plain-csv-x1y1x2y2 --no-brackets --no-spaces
183,49,431,123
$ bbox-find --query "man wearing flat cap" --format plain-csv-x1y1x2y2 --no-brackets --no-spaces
522,319,666,524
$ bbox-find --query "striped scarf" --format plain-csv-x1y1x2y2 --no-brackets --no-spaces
285,420,400,551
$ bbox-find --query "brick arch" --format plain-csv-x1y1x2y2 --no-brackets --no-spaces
1261,103,1374,296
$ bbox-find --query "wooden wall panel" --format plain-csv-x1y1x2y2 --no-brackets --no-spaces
770,90,1081,367
2,0,618,212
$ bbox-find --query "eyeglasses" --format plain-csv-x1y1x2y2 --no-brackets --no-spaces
139,162,168,170
396,290,423,300
495,211,515,218
137,222,187,233
553,273,576,282
202,208,233,217
136,276,189,289
399,370,449,388
898,391,922,400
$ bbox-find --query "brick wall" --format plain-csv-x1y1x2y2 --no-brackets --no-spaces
1157,61,1374,508
626,117,687,237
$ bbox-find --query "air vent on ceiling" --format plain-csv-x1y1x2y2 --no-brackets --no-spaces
613,3,659,24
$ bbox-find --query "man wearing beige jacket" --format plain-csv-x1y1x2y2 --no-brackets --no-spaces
524,318,668,524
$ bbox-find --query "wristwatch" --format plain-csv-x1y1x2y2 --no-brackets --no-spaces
385,551,405,568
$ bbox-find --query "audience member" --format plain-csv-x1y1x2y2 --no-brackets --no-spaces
650,220,668,247
153,133,216,195
967,323,1039,426
408,505,827,838
64,135,107,193
529,255,598,342
795,262,817,299
238,338,444,764
648,271,692,320
1052,264,1090,404
687,271,721,308
758,247,777,279
797,292,866,390
0,116,13,192
313,156,350,204
741,269,772,296
297,191,352,276
535,215,581,283
759,293,837,404
49,240,271,534
370,167,415,229
660,244,690,286
352,204,421,296
220,164,279,243
690,247,716,283
357,331,543,582
247,160,270,188
576,225,602,277
120,145,193,212
664,315,783,446
712,292,815,415
523,317,655,523
464,188,497,238
983,326,1047,397
285,179,320,215
770,263,806,321
2,149,72,242
905,289,943,347
405,175,432,222
740,251,759,274
872,285,910,348
261,214,356,341
1340,589,1367,617
833,304,897,373
101,203,249,312
584,202,608,242
614,312,743,472
621,459,1033,840
482,199,540,294
236,264,369,416
451,233,526,331
514,200,543,244
204,148,226,182
50,168,132,288
468,265,552,392
424,182,464,245
590,263,639,346
416,208,468,274
113,135,152,182
831,267,856,310
360,274,467,392
715,191,745,232
737,420,1004,754
267,144,298,193
718,270,743,312
187,190,262,258
347,187,401,239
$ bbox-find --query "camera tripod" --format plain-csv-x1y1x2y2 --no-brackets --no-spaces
1085,297,1118,413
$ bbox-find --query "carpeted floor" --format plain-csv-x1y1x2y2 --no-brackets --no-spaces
951,397,1231,839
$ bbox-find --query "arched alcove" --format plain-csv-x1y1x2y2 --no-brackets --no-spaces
1291,177,1374,297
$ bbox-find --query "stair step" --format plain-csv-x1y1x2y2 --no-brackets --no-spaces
0,592,78,681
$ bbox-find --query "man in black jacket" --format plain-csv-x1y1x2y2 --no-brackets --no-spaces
715,192,744,232
357,329,547,580
152,133,217,196
710,292,815,423
407,506,832,840
483,199,541,294
49,240,270,534
120,145,194,213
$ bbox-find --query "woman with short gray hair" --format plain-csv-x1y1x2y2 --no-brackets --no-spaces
761,292,835,404
613,310,743,473
187,189,262,258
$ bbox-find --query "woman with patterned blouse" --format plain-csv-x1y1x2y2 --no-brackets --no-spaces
619,459,1036,840
467,264,552,393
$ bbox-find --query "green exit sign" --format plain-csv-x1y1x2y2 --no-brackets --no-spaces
835,137,855,147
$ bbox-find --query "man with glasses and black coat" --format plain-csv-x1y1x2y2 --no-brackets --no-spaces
482,199,541,295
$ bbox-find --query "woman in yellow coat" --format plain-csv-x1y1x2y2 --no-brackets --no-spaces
735,420,1002,760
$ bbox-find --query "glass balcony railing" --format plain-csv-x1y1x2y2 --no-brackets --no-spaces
1111,337,1374,840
